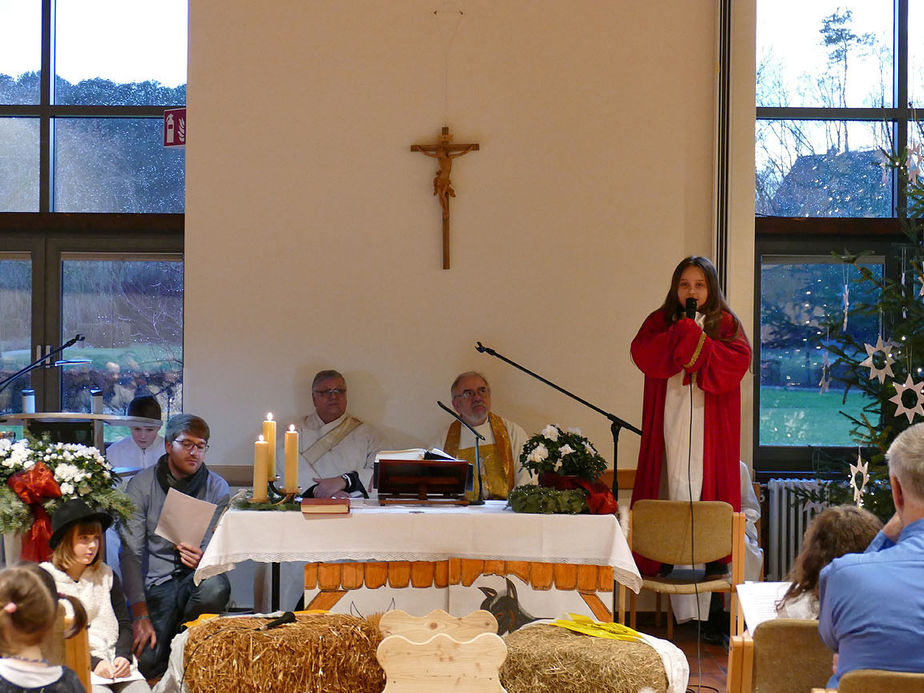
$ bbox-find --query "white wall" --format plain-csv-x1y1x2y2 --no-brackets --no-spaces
184,0,750,482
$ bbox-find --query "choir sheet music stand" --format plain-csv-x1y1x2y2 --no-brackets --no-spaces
374,458,472,506
0,413,161,451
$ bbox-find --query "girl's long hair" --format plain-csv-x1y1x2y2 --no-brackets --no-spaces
777,505,882,611
659,255,744,341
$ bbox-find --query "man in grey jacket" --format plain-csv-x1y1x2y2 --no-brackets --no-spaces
119,413,230,679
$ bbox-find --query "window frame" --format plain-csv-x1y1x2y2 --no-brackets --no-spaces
753,0,922,475
754,219,905,477
0,0,185,412
0,214,183,413
0,1,184,214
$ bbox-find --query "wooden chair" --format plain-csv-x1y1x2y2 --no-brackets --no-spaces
41,605,92,693
837,668,924,693
617,499,746,640
727,619,833,693
376,609,507,692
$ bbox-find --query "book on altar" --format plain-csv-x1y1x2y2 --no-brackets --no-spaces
375,448,428,461
300,498,351,515
373,448,458,463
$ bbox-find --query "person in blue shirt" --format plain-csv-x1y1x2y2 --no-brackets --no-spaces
818,422,924,687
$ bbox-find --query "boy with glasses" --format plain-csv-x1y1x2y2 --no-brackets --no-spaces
119,413,230,679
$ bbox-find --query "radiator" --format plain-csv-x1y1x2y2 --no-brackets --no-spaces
767,478,827,581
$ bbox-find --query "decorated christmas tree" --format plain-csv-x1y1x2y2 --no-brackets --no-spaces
816,132,924,521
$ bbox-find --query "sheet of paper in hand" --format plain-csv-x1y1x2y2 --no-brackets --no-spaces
154,487,217,547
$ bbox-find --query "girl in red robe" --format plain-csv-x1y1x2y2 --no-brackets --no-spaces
630,256,751,576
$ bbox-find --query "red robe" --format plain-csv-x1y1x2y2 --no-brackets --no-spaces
629,308,751,575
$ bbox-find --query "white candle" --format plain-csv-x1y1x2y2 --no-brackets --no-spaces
284,424,299,493
262,413,277,482
252,435,269,502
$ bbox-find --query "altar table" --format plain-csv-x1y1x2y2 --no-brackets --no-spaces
194,501,641,620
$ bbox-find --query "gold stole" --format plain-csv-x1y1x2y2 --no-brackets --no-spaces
444,412,515,499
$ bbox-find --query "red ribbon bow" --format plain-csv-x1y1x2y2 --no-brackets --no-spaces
539,472,619,515
574,479,619,515
7,461,62,562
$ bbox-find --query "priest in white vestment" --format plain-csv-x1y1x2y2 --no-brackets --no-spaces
291,369,383,498
432,371,532,500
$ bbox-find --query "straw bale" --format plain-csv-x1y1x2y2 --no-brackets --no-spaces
183,613,385,693
500,624,669,693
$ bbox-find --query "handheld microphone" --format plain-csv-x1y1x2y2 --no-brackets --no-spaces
256,611,296,631
685,298,697,320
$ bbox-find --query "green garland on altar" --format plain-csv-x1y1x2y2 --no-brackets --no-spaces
508,485,588,514
231,494,300,512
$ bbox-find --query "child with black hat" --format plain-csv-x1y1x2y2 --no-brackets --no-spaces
41,500,150,692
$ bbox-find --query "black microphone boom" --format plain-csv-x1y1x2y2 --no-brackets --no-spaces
0,333,87,395
436,400,486,504
685,297,697,320
473,341,641,499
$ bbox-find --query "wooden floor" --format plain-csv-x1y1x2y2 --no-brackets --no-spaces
635,613,729,693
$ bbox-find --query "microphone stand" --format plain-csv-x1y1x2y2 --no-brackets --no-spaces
474,341,641,497
437,400,486,505
0,334,86,396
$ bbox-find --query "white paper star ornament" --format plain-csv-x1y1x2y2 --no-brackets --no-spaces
889,374,924,423
849,452,870,506
860,337,895,384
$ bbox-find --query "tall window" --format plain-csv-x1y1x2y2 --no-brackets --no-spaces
755,0,923,473
0,1,185,424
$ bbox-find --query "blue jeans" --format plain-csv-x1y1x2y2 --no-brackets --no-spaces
137,572,230,679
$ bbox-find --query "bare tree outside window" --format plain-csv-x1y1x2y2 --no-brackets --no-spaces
756,2,895,217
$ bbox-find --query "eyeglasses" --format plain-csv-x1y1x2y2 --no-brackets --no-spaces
453,387,489,400
173,438,209,453
313,388,347,397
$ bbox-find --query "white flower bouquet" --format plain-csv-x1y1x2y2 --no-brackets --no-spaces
519,424,608,482
0,436,133,535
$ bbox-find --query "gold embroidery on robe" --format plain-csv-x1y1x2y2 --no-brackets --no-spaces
444,412,515,499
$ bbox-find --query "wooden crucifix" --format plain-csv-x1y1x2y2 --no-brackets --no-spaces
411,126,479,269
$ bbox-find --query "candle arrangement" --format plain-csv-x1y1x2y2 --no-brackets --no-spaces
249,412,300,507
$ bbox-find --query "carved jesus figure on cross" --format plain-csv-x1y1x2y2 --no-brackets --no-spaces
411,126,479,269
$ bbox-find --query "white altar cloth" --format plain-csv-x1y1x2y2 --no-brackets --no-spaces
194,500,641,593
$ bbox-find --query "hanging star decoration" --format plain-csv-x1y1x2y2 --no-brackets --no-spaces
889,374,924,423
849,451,870,506
818,349,830,394
842,282,849,331
859,336,895,384
908,141,922,186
